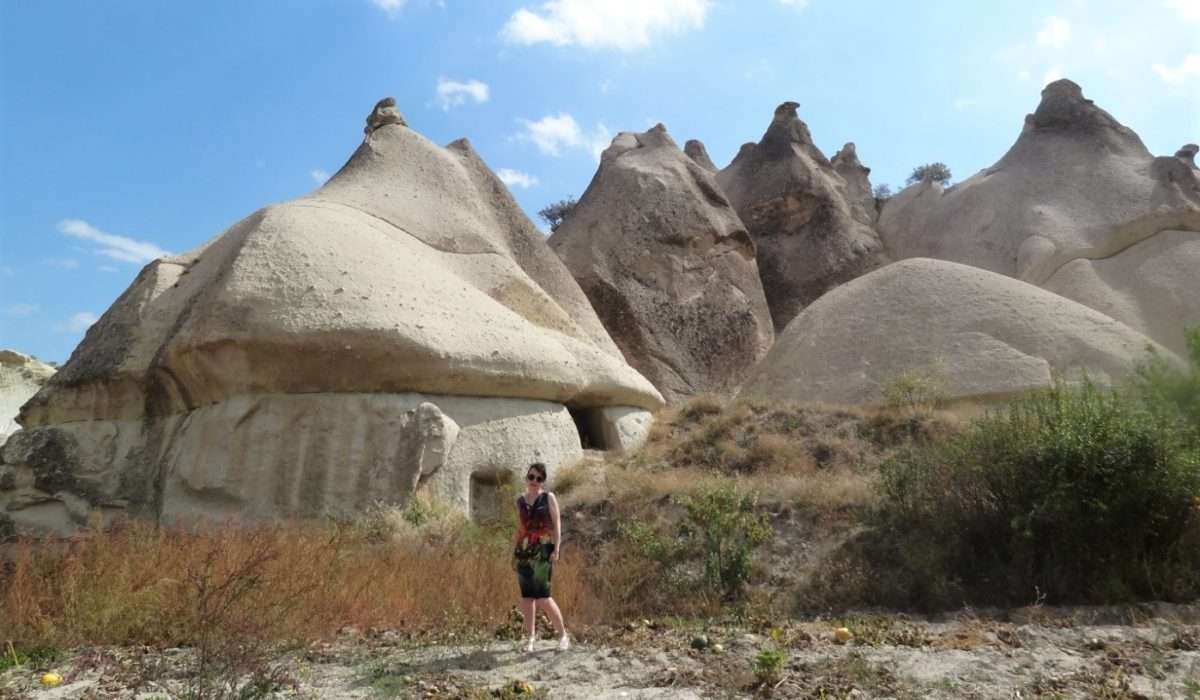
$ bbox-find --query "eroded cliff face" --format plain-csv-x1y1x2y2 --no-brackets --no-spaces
550,125,774,402
717,102,886,331
878,79,1200,356
1,98,663,536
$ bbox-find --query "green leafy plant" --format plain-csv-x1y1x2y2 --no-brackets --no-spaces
676,486,773,601
752,648,788,686
906,162,952,185
876,379,1200,606
537,197,578,233
880,369,948,412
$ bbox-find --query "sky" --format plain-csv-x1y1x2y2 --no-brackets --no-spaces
1,0,1197,363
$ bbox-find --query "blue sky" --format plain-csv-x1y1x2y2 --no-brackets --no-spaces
1,0,1197,363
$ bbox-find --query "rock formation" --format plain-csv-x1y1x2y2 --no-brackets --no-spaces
830,142,877,223
0,350,55,441
549,125,774,402
739,259,1171,406
1,98,663,535
1175,143,1197,169
878,79,1200,355
684,139,718,173
717,102,885,330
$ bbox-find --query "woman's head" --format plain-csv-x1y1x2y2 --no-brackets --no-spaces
525,462,548,486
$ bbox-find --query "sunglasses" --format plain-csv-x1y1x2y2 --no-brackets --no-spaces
526,474,545,483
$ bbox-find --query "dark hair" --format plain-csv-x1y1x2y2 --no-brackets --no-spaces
527,462,548,480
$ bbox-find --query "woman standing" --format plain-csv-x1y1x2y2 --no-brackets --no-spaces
512,462,569,652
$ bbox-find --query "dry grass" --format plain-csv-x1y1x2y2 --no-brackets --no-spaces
0,519,603,650
559,395,960,517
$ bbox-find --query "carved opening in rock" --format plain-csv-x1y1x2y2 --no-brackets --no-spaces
469,469,514,525
568,406,608,451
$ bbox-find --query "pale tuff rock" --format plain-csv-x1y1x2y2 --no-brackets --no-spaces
0,350,55,441
683,139,718,173
717,102,885,330
550,124,774,402
739,258,1172,405
364,96,407,136
4,98,660,534
878,79,1200,354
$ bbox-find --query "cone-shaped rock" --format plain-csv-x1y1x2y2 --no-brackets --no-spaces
880,79,1200,355
831,142,877,224
2,98,663,535
550,125,774,402
740,259,1170,405
717,102,885,330
684,139,718,173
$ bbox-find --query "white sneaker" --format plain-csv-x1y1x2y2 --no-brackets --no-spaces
558,634,570,651
524,637,536,653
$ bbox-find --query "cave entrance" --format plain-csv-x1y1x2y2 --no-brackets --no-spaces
568,406,609,451
469,470,513,525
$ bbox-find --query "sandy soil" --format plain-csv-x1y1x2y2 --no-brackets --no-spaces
3,606,1199,699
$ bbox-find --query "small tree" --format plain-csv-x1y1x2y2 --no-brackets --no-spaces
906,162,952,186
537,196,578,233
872,183,893,200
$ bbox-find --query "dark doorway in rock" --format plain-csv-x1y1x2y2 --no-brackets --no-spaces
469,470,513,524
568,406,608,451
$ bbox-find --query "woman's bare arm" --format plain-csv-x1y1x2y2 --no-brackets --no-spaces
548,492,562,561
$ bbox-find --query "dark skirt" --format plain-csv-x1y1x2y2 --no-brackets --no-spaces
515,542,554,599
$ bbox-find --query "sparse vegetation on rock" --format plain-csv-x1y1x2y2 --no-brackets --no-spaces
905,161,952,185
536,196,578,232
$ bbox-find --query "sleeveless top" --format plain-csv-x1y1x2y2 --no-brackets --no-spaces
516,492,553,552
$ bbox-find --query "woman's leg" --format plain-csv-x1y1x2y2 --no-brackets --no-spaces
520,598,536,639
538,597,566,637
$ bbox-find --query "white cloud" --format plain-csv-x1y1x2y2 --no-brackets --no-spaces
55,311,98,334
501,0,711,51
1036,16,1071,49
310,169,330,185
43,258,80,270
496,168,540,189
1042,65,1065,85
435,77,490,110
1153,54,1200,85
370,0,406,16
3,303,38,317
516,113,611,162
1166,0,1200,21
518,113,581,156
99,265,120,273
953,98,979,111
1017,69,1032,80
58,219,169,265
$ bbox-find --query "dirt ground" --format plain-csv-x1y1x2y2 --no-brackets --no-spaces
3,604,1199,699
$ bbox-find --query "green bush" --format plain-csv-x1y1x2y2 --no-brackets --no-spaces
875,380,1200,606
678,487,773,600
614,485,772,607
1131,327,1200,435
880,369,948,412
752,648,788,686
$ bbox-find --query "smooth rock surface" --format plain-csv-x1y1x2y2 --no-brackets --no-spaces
550,124,773,401
739,258,1171,405
717,102,885,330
7,99,662,532
878,80,1200,355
